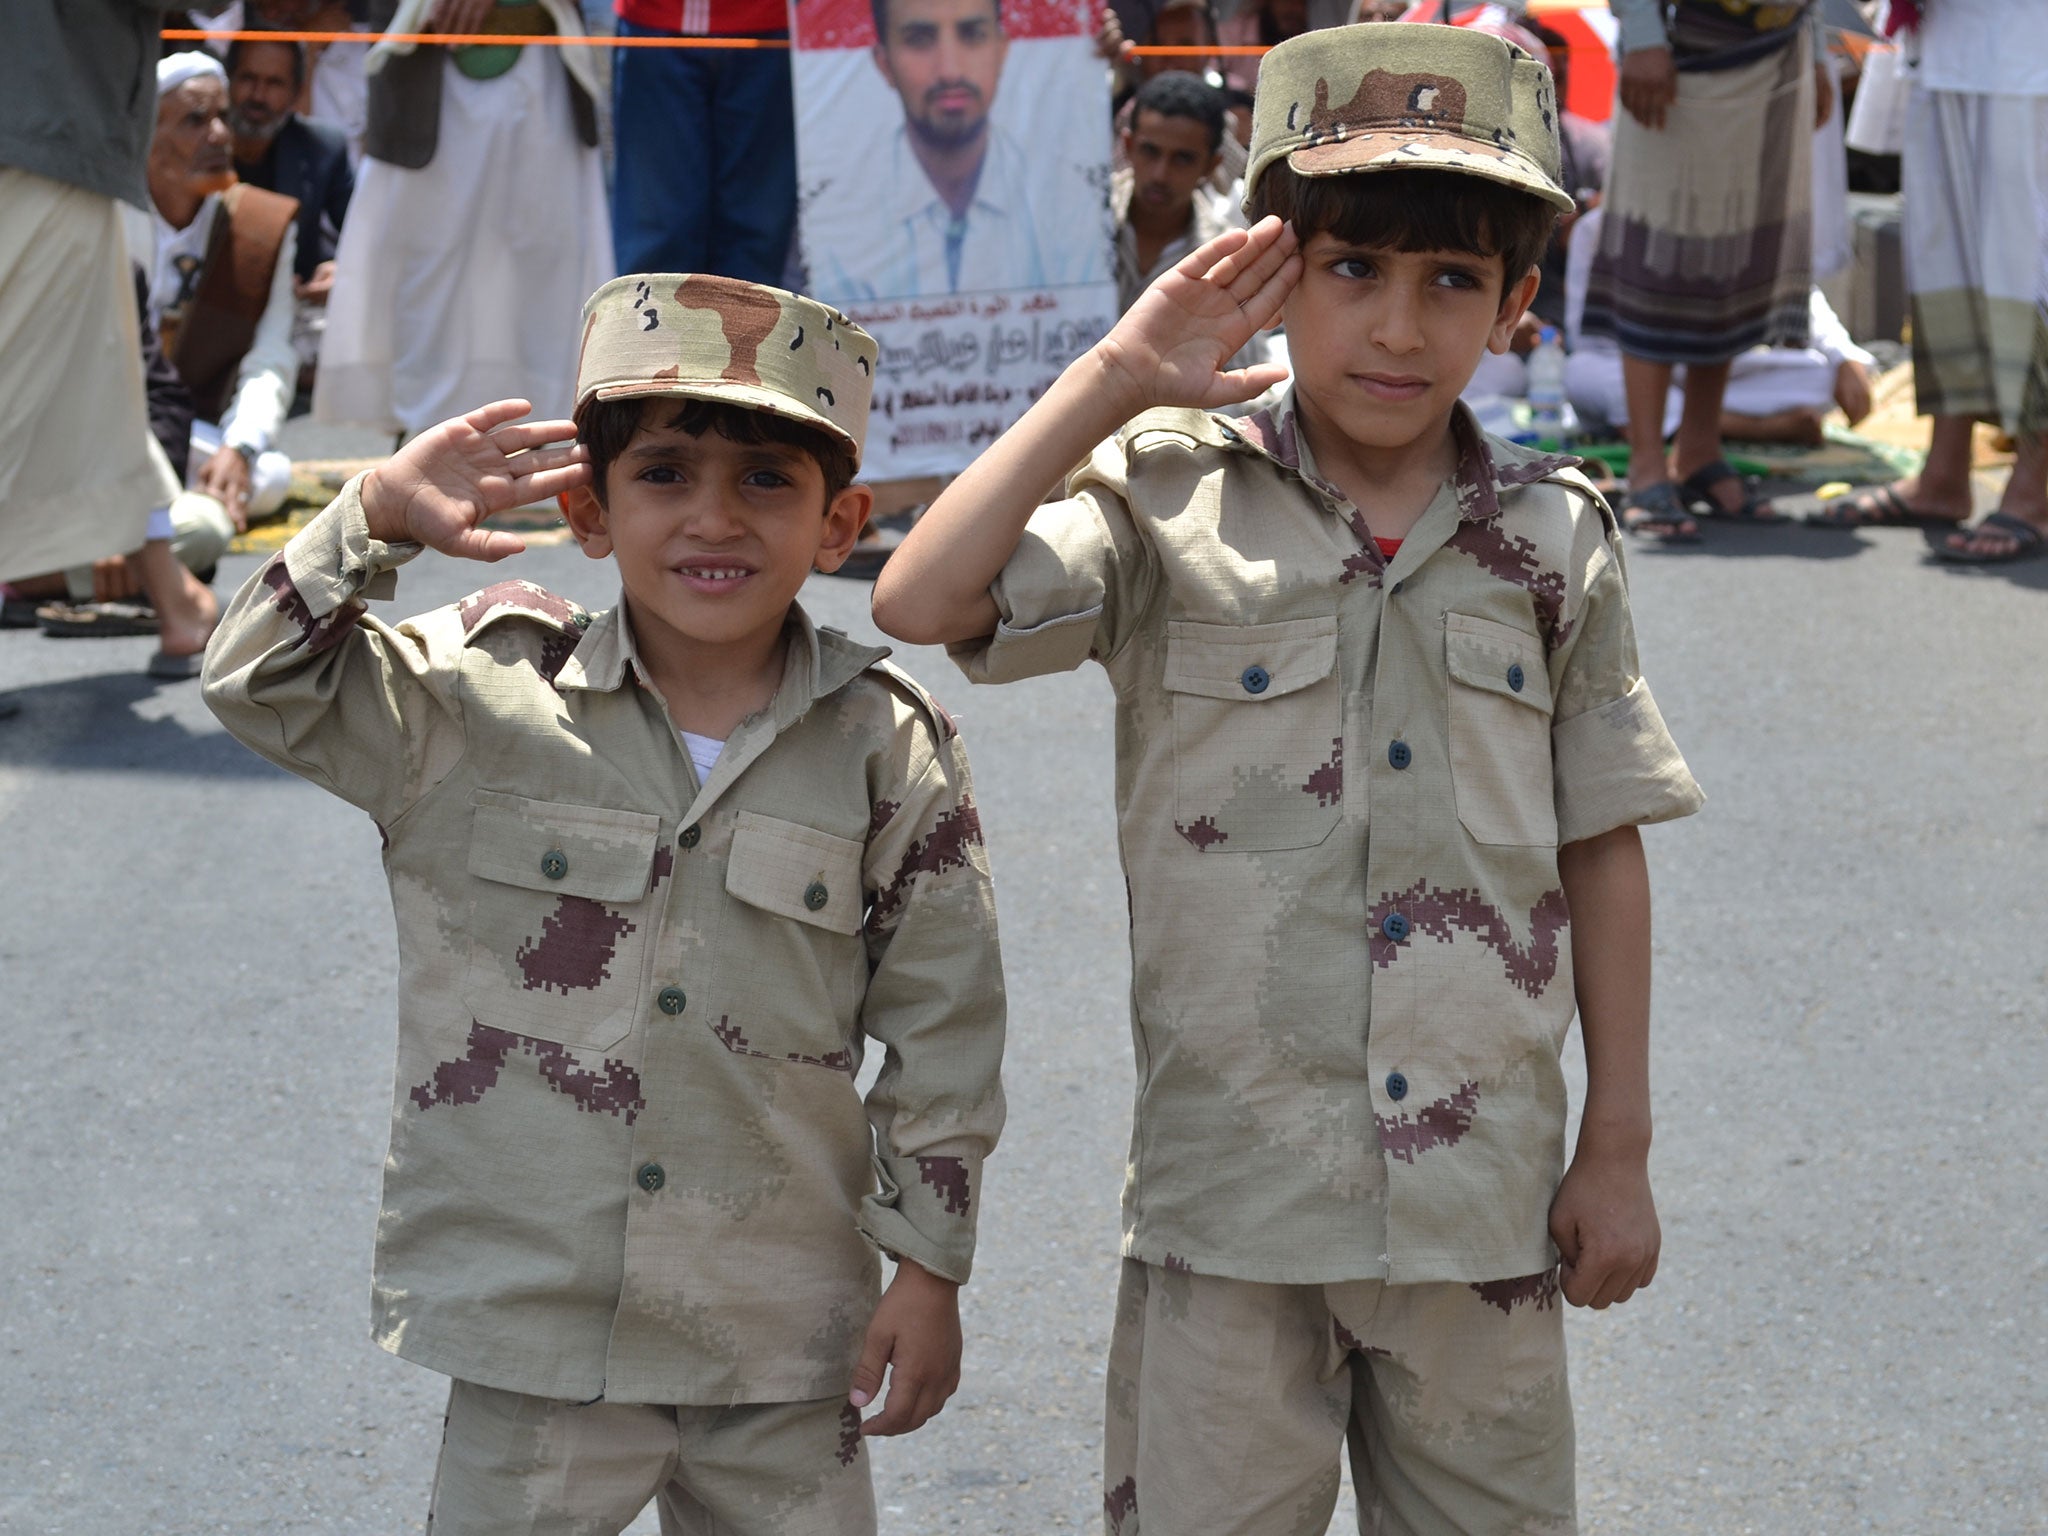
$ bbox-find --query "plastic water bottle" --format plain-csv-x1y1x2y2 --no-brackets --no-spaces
1526,326,1569,449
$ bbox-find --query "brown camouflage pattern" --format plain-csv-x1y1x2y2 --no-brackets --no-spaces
1245,24,1574,215
577,273,880,467
426,1379,876,1534
202,479,1005,1406
1101,1258,1576,1534
949,389,1701,1287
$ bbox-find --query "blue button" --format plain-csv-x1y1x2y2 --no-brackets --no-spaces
1385,1071,1409,1101
1381,912,1410,942
1241,665,1270,695
1387,739,1412,770
1507,663,1526,693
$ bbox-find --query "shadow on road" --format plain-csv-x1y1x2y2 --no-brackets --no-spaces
1628,521,1871,561
0,671,280,778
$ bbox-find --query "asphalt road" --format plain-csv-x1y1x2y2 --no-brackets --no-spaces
3,474,2044,1534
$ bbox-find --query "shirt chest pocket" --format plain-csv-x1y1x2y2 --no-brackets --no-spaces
1445,613,1557,847
1164,617,1344,853
717,812,868,1070
460,792,663,1053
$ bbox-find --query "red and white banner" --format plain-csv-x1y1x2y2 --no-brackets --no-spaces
791,0,1117,478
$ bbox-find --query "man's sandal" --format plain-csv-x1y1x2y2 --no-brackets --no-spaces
1930,511,2046,565
1677,459,1787,523
1805,482,1967,530
1620,482,1700,544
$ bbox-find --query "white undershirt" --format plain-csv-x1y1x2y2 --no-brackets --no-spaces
679,731,723,786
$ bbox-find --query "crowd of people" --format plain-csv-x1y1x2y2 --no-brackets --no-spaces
1,0,2043,690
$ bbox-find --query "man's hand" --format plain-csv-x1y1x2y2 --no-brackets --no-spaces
1096,216,1299,417
359,399,589,558
1095,6,1135,68
294,260,337,304
1549,1140,1660,1309
196,444,254,533
1833,358,1873,424
430,0,497,35
848,1260,962,1438
1618,46,1677,130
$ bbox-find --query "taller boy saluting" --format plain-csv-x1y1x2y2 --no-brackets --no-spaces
875,24,1703,1535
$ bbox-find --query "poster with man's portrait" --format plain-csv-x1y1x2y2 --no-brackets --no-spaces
792,0,1117,479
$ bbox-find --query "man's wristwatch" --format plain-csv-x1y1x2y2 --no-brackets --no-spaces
228,440,259,468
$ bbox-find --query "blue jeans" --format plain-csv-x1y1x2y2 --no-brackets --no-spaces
610,20,796,284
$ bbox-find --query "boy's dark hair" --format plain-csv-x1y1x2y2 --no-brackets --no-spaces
576,397,858,507
1247,164,1557,301
1131,72,1227,156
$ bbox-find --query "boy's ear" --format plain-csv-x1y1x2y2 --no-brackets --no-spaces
558,483,614,561
1487,266,1544,355
811,483,875,575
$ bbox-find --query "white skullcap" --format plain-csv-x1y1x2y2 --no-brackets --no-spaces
157,51,229,96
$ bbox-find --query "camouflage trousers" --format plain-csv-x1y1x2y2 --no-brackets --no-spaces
1102,1260,1576,1536
426,1379,875,1536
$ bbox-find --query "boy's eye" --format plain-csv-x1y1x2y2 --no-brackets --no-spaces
743,468,792,490
1434,268,1481,290
639,464,683,484
1331,257,1375,280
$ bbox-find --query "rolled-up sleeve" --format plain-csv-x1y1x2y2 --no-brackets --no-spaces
1548,516,1704,845
947,436,1158,685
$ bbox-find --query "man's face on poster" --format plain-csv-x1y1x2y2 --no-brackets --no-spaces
872,0,1009,152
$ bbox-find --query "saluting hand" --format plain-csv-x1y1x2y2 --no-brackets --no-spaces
360,399,591,561
1097,216,1301,417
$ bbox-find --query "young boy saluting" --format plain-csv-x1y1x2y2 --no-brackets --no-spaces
874,25,1702,1534
204,277,1005,1535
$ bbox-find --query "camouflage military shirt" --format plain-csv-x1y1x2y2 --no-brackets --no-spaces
950,392,1701,1286
203,482,1006,1404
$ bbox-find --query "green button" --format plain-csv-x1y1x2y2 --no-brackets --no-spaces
803,881,829,911
657,986,686,1015
677,823,701,850
635,1163,665,1193
540,849,568,880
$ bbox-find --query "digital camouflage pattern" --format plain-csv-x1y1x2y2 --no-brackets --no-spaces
950,391,1702,1287
427,1380,875,1535
202,482,1005,1405
1102,1258,1575,1535
1243,23,1575,215
576,273,880,467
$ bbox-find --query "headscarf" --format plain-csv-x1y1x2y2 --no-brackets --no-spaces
157,52,229,96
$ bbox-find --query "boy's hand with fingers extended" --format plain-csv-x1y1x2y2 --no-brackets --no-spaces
1097,215,1302,417
360,399,591,561
848,1260,963,1438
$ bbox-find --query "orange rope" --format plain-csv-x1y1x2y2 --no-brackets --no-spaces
161,27,1275,52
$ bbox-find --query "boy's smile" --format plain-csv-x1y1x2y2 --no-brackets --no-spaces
564,416,869,705
1283,232,1535,469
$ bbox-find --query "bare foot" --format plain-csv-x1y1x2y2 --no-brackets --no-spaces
132,540,219,658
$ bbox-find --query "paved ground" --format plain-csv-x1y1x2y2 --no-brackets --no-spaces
3,458,2045,1534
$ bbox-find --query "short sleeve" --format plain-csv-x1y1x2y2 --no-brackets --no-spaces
1547,510,1705,844
946,435,1159,684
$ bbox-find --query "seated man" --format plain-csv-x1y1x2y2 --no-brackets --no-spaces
227,32,355,384
139,52,299,527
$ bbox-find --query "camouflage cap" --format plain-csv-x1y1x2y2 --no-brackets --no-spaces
576,275,879,468
1243,24,1573,216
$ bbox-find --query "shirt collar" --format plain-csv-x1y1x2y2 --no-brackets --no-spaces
1226,388,1580,524
884,124,1015,227
555,595,888,718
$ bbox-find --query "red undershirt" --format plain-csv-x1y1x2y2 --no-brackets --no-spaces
1375,537,1402,559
